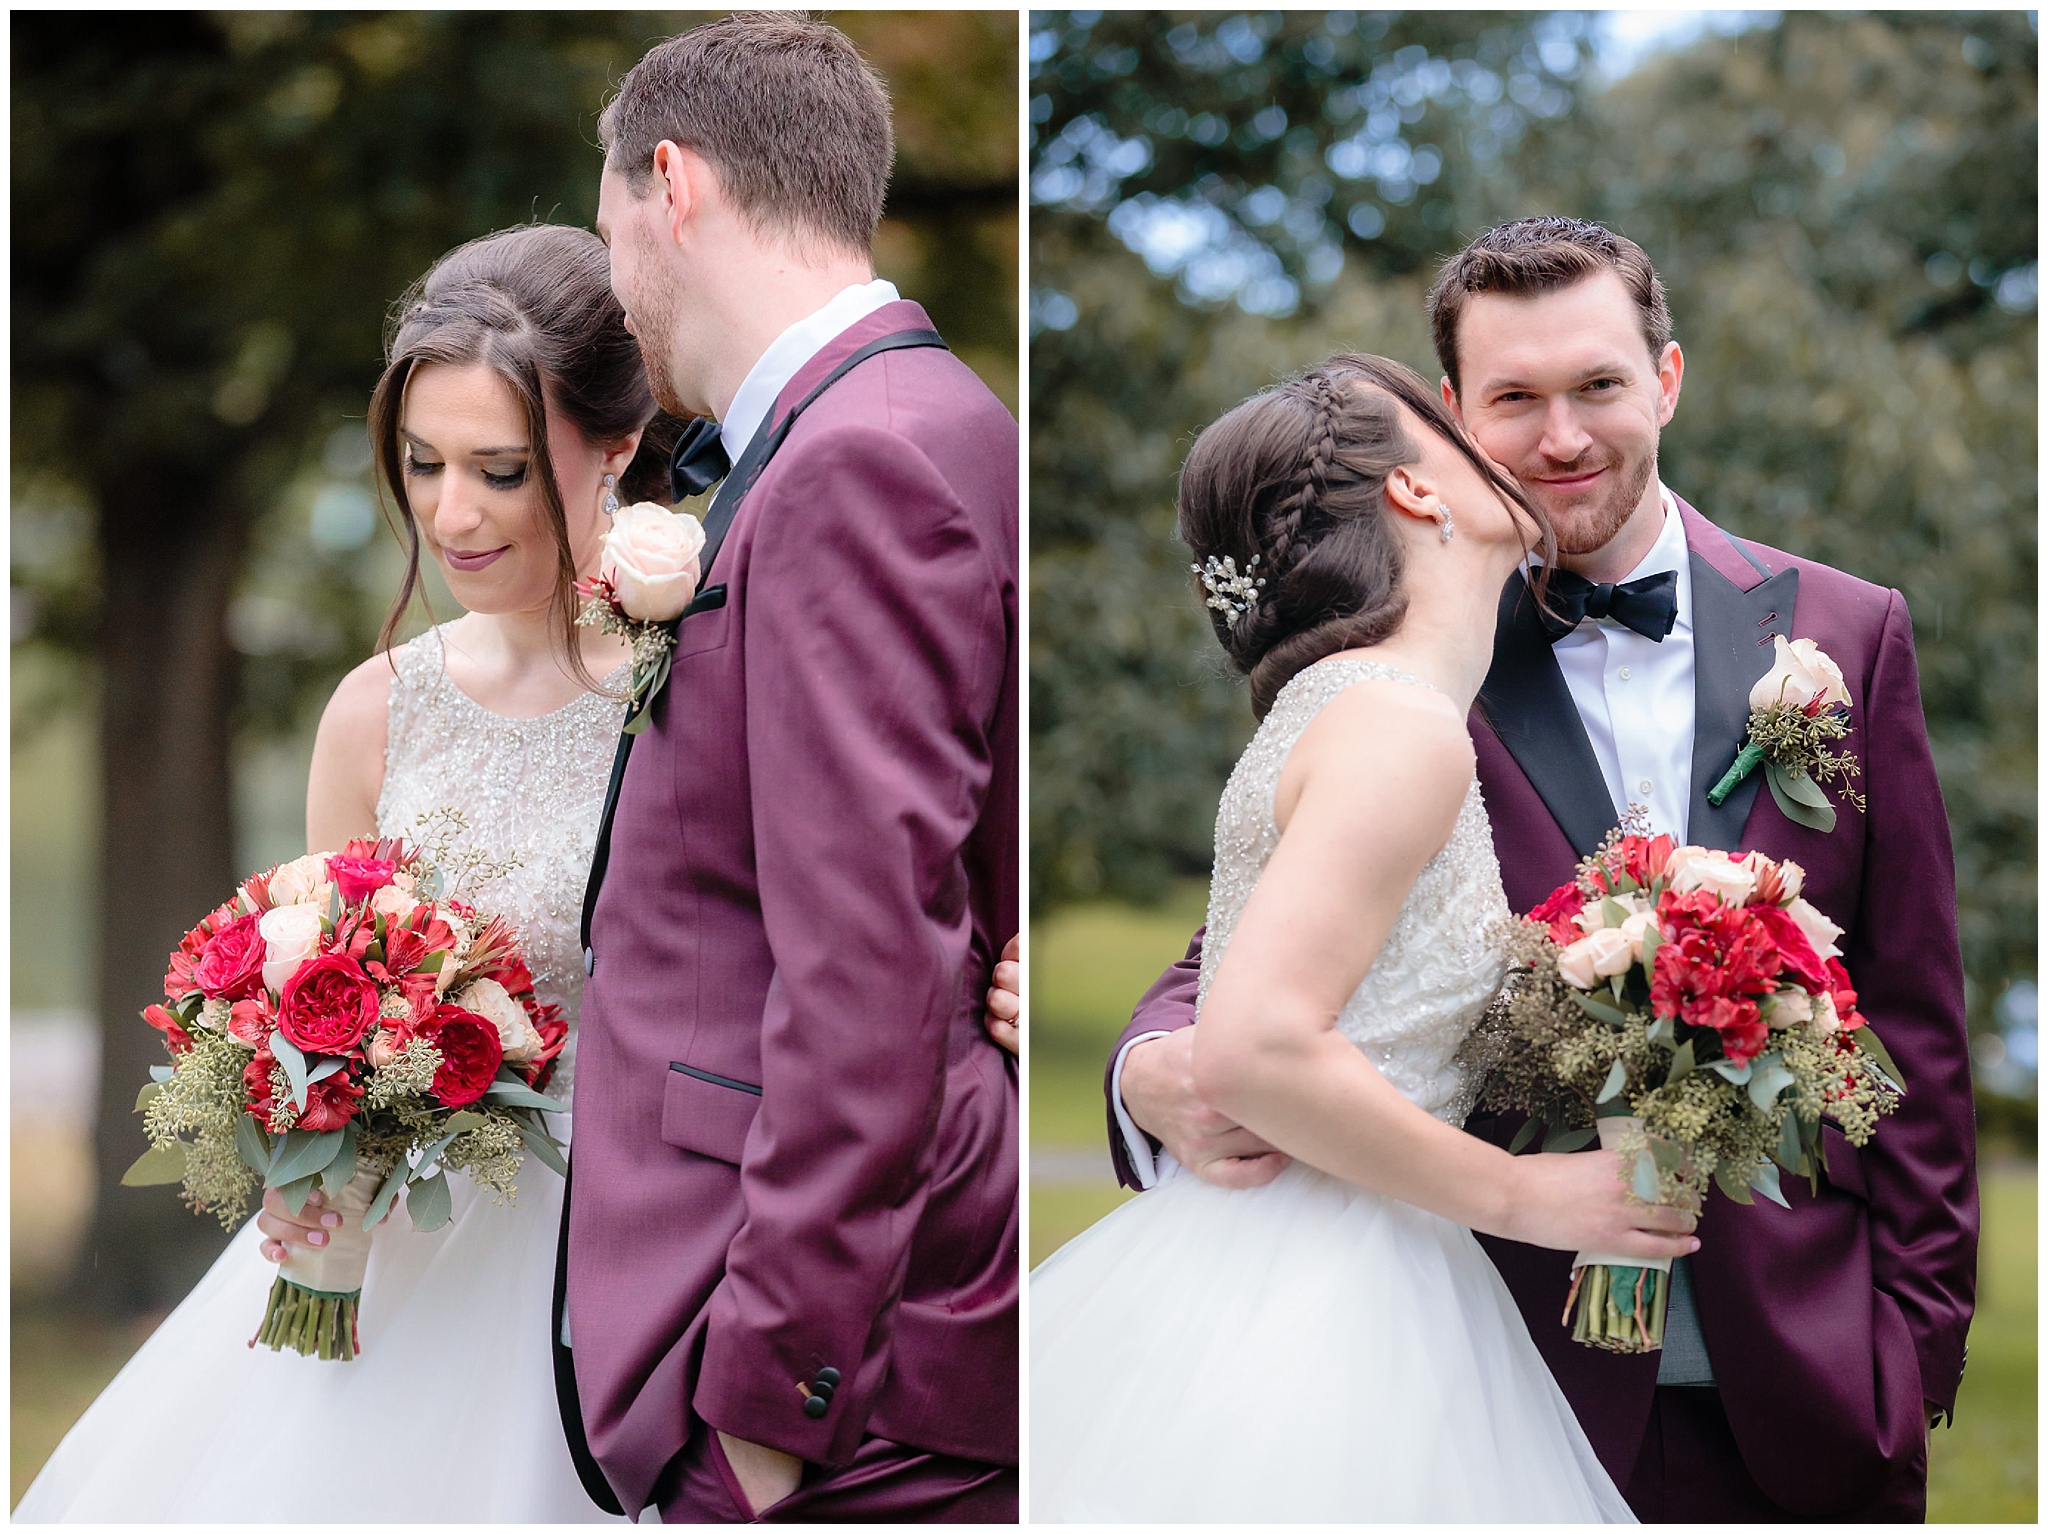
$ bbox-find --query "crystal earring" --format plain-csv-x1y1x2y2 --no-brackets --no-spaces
1434,501,1454,543
601,473,619,518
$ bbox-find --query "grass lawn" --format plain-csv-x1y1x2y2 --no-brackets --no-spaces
1030,896,2037,1521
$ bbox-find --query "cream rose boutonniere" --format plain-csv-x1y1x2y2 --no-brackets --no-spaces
574,503,708,734
1706,636,1867,833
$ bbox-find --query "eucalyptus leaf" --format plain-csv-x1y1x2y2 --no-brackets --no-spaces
1644,1013,1675,1049
1649,1135,1683,1175
484,1080,560,1113
1774,1107,1808,1174
236,1114,273,1177
514,1122,570,1178
1705,1056,1754,1086
1746,1052,1798,1112
320,1127,359,1198
1773,761,1834,809
1749,1160,1790,1209
279,1171,321,1217
306,1058,348,1085
1639,923,1662,972
1766,762,1836,833
406,1168,453,1232
1601,897,1630,928
269,1029,311,1113
1571,991,1631,1028
1595,1058,1628,1104
363,1161,410,1231
149,1063,176,1083
267,1128,346,1188
413,1129,461,1177
1667,1037,1696,1082
135,1081,163,1112
1543,1124,1598,1153
1508,1118,1543,1155
120,1142,187,1186
443,1110,489,1133
1714,1163,1755,1205
1629,1150,1661,1202
1854,1027,1907,1094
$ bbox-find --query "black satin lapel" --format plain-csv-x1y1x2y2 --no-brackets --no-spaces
1477,573,1621,858
1687,556,1800,850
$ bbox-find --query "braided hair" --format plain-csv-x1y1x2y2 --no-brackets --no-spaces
1178,353,1552,718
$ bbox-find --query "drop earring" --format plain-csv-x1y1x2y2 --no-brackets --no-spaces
602,473,619,518
1434,502,1454,543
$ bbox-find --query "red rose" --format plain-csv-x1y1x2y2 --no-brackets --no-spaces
327,854,399,906
521,1002,569,1092
419,1005,503,1107
1528,883,1587,947
278,952,381,1056
193,913,267,1002
1750,905,1831,995
298,1070,365,1132
143,1003,195,1056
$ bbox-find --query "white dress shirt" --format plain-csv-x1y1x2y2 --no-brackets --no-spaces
716,277,901,466
1111,485,1702,1187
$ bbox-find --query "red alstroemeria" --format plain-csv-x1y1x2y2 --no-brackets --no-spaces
1825,958,1867,1030
1529,883,1588,948
227,996,275,1048
1691,994,1769,1066
143,1003,195,1056
298,1070,365,1132
369,925,429,984
521,1001,569,1091
1622,834,1677,888
245,1046,283,1129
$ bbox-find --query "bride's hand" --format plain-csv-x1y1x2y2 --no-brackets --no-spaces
255,1185,386,1263
983,933,1020,1054
1498,1148,1702,1261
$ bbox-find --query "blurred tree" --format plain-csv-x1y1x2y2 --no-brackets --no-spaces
11,9,1017,1315
1030,12,2034,1066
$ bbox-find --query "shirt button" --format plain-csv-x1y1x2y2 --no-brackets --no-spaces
1639,779,1654,795
1618,665,1632,680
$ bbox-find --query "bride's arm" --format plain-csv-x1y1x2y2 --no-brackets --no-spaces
1193,680,1697,1263
303,655,394,853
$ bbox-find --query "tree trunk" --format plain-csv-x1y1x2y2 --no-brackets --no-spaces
72,469,254,1314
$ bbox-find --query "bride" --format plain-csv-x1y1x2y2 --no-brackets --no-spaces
1029,355,1699,1523
19,223,678,1522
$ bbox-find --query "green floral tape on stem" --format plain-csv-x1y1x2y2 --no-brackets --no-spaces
1707,742,1767,807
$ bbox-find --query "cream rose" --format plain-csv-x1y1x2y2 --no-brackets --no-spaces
1771,987,1815,1026
1619,909,1661,961
600,502,705,622
1558,927,1635,989
1812,991,1842,1034
453,977,542,1064
1574,889,1651,935
1667,848,1758,906
1786,896,1845,962
259,903,326,995
268,853,335,909
370,874,419,923
1750,634,1851,713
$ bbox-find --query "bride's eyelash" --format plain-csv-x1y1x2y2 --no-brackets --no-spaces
482,465,527,490
404,454,441,478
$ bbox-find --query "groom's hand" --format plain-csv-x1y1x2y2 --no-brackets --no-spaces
717,1432,802,1516
1123,1029,1290,1188
983,932,1020,1054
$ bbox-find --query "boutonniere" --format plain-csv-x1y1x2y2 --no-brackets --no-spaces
575,503,706,735
1707,636,1868,832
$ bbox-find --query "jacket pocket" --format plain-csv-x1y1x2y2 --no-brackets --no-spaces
677,585,731,658
660,1060,760,1164
1821,1121,1868,1199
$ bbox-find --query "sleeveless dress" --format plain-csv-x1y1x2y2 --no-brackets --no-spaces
1029,660,1636,1524
16,626,627,1523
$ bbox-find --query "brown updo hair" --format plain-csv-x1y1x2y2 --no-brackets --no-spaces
367,223,684,685
1178,353,1553,718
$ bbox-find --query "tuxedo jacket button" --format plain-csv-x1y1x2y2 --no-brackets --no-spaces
803,1394,829,1419
583,947,595,976
810,1379,835,1402
815,1367,841,1387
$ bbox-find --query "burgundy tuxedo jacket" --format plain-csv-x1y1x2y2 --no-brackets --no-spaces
568,301,1018,1516
1108,499,1975,1520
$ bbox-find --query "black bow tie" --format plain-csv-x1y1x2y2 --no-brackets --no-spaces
1537,568,1679,643
669,417,731,501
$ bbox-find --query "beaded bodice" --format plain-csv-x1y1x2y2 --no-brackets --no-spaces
375,625,625,1105
1195,659,1511,1126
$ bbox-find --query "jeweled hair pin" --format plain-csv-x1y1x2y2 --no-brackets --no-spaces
1194,553,1266,617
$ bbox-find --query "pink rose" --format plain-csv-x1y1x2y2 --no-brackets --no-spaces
327,853,399,906
599,503,704,621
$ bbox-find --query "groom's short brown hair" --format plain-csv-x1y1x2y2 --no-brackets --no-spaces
600,12,893,257
1427,217,1673,396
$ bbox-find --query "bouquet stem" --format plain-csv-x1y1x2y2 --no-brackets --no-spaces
250,1165,385,1361
1707,742,1766,807
1567,1117,1676,1354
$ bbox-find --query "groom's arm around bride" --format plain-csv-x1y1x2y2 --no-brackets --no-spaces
561,16,1017,1523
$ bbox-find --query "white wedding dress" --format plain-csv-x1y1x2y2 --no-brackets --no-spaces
1030,659,1635,1523
16,626,627,1523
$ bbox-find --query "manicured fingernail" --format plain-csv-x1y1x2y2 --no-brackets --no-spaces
321,1212,342,1227
1690,1238,1702,1252
307,1190,325,1207
308,1230,328,1247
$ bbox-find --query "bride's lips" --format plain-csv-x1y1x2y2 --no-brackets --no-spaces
441,545,510,573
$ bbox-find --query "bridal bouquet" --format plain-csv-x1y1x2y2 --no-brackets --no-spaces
1477,830,1903,1353
124,831,568,1361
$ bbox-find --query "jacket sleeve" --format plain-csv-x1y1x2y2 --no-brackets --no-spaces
693,422,1008,1464
1845,589,1978,1411
1103,928,1205,1190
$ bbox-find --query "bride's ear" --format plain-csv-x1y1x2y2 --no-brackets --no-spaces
602,431,643,481
1381,462,1444,530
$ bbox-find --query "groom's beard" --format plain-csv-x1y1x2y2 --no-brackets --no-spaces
1540,450,1657,558
630,282,690,420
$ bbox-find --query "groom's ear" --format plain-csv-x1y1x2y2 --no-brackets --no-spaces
651,140,710,247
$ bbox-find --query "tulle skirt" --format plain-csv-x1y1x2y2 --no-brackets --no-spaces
1030,1160,1636,1523
15,1113,617,1524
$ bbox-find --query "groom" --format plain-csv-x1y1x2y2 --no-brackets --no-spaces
561,15,1017,1523
1108,218,1975,1521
